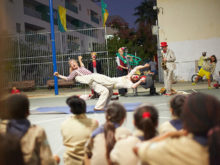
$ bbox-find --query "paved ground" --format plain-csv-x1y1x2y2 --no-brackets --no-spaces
25,82,220,165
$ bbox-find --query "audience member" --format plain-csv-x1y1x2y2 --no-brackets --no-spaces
61,95,98,165
159,95,186,134
110,104,158,165
11,86,20,94
134,92,220,165
0,133,24,165
198,52,206,71
85,102,131,165
0,94,59,165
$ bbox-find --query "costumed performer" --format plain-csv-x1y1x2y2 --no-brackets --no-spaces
54,65,147,111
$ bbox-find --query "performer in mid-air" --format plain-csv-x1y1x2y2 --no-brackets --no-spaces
54,64,147,111
58,56,110,111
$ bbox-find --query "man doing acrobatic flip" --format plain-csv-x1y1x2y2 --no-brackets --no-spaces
54,57,147,111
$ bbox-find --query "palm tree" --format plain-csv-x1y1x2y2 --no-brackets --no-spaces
134,0,157,25
133,0,157,59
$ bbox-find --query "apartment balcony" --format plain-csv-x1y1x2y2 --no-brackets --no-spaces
91,15,99,24
65,1,78,14
24,7,42,19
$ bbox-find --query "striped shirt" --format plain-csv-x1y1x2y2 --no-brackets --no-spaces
67,67,92,81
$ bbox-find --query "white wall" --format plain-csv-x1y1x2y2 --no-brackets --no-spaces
157,0,220,81
169,38,220,81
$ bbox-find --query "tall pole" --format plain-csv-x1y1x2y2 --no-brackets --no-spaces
156,20,163,83
49,0,59,95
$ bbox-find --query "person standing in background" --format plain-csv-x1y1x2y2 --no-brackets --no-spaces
198,52,207,71
116,47,128,96
160,42,176,96
193,55,217,89
88,52,102,74
149,56,158,80
88,52,102,99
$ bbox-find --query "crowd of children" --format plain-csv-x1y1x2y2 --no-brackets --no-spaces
0,92,219,165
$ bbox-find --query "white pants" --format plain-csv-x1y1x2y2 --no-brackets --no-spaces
76,74,114,110
164,69,174,94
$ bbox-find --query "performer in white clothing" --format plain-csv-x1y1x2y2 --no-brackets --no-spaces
55,56,111,111
160,42,176,96
54,65,147,111
74,65,147,90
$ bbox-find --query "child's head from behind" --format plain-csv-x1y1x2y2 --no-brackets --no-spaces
6,94,29,119
182,93,220,135
104,102,127,162
182,93,220,164
66,95,86,115
105,102,126,125
170,95,186,118
134,104,158,140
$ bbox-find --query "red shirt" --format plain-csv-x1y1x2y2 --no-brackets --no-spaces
11,89,20,94
92,61,97,68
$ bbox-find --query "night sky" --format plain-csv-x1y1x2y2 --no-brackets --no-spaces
104,0,143,28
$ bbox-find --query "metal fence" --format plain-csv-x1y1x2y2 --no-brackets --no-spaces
4,27,118,87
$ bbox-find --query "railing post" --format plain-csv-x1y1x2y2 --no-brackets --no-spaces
17,34,22,81
104,26,110,76
59,31,64,75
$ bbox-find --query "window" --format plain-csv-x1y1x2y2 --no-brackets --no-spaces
16,23,21,33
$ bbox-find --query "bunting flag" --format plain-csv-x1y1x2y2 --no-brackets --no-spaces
101,0,109,27
57,6,67,32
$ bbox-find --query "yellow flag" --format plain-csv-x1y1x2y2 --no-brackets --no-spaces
58,6,67,32
103,9,109,27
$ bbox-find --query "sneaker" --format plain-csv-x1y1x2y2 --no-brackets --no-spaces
208,86,212,90
192,83,196,85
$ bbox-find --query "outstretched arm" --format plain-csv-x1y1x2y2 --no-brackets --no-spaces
128,64,150,76
131,77,146,89
54,72,68,80
78,56,85,67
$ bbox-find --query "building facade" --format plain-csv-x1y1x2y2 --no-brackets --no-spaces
2,0,102,34
157,0,220,81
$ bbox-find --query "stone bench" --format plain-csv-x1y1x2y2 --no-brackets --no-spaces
47,79,75,89
8,80,35,91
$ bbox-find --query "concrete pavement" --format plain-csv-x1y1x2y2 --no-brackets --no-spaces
24,81,211,99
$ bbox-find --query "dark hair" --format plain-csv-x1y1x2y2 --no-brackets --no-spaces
134,104,158,140
182,93,220,165
6,94,29,119
0,133,24,165
170,95,186,118
66,95,86,114
211,55,217,63
104,102,126,163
